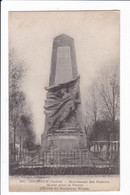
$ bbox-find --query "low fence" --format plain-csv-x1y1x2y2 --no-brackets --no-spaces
89,141,120,163
10,149,89,166
9,141,120,175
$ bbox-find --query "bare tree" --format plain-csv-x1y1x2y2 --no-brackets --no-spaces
9,49,25,161
85,64,120,145
85,82,101,126
9,49,35,162
96,64,120,123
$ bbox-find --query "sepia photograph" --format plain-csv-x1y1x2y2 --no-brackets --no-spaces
9,11,120,191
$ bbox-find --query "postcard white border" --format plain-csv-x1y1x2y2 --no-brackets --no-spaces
1,1,130,195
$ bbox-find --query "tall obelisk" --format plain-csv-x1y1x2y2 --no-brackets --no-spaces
41,34,86,150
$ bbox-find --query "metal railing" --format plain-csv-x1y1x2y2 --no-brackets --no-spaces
9,141,119,169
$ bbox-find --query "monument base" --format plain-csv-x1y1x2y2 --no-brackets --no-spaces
41,128,87,166
41,127,85,150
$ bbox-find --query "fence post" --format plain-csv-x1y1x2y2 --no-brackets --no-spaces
46,151,47,166
74,149,75,166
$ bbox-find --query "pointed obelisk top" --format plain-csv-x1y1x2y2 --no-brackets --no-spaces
49,34,78,86
54,34,74,46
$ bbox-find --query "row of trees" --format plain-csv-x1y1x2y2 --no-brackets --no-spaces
85,64,120,144
9,49,38,163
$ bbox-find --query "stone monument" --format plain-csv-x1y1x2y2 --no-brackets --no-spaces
41,34,86,153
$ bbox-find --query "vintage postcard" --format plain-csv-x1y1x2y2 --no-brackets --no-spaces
9,11,120,192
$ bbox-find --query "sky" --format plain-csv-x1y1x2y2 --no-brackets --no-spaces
9,11,120,142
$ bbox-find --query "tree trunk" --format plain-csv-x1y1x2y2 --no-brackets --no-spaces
13,127,16,162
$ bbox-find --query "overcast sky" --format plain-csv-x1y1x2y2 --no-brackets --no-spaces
9,11,120,142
